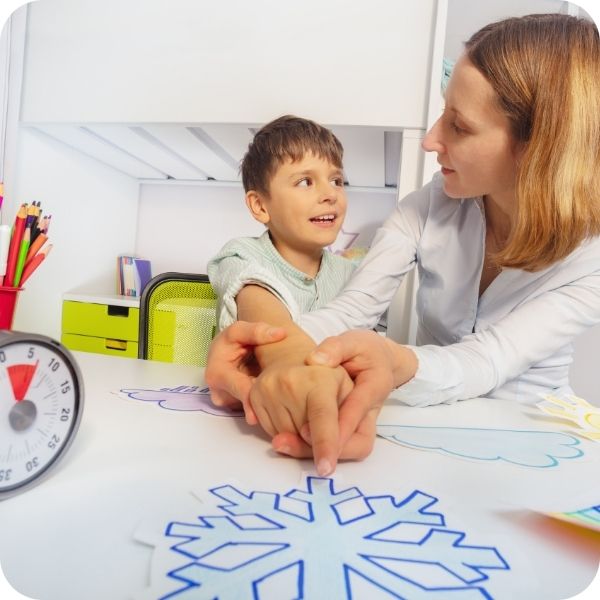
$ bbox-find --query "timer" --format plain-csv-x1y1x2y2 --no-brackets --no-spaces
0,331,83,499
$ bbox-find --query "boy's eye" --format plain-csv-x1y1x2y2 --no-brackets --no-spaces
296,177,312,187
331,177,344,187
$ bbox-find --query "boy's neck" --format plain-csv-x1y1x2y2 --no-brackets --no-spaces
270,234,323,279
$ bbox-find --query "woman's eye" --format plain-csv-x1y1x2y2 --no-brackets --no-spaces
451,122,467,134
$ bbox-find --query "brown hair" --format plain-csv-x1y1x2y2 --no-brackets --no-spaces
466,13,600,270
241,115,344,195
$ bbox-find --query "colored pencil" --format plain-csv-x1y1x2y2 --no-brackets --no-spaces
4,204,27,287
13,225,31,287
25,232,47,264
19,244,52,286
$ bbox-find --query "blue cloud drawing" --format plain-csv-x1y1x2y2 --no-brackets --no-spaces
120,386,243,417
376,425,583,468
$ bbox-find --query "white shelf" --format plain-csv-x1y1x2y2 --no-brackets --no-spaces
63,291,140,308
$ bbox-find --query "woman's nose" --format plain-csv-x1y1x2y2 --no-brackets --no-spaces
422,118,445,154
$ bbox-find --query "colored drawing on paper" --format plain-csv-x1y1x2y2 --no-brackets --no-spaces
376,425,583,468
548,505,600,533
134,476,509,599
537,394,600,442
119,386,243,417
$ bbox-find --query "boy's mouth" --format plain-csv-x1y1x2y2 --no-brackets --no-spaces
310,214,336,224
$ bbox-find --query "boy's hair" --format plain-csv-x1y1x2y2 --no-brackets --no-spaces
465,13,600,271
241,115,344,195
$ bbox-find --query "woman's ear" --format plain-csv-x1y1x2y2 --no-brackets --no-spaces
245,190,270,224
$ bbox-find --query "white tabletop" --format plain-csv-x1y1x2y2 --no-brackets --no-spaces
1,351,599,600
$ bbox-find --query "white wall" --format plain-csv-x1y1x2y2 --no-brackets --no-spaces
11,128,139,339
445,0,566,59
135,183,397,274
570,326,600,405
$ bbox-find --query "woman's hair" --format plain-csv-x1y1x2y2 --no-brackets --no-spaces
465,13,600,271
241,115,344,195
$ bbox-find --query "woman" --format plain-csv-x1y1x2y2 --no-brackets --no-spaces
206,13,600,474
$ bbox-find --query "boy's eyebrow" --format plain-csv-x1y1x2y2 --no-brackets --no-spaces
289,167,344,178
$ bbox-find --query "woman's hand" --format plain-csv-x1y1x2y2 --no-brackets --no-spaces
204,321,286,424
306,330,415,450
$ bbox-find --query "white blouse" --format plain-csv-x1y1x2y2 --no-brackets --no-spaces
298,173,600,406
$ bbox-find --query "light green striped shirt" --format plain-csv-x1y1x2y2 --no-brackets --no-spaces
208,231,355,331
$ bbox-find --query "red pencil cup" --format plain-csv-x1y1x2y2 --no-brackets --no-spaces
0,286,23,330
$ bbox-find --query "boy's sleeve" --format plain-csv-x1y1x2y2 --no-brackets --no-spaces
207,240,301,330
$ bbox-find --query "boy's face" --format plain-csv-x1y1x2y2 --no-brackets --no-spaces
248,152,347,261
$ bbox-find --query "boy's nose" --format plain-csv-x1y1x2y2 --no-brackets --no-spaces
318,182,339,203
422,117,445,154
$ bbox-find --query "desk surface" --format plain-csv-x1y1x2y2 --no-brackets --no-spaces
1,352,599,600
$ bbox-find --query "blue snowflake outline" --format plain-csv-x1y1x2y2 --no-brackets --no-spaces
153,476,509,599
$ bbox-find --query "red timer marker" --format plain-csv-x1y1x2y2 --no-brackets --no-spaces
7,361,39,401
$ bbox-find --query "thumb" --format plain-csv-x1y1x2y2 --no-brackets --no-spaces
305,338,344,368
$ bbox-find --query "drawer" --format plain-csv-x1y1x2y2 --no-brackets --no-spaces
62,300,139,341
62,333,138,358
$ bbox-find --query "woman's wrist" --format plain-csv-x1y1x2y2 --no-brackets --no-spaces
383,338,418,388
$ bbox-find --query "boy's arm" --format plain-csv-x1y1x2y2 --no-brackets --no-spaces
236,284,316,366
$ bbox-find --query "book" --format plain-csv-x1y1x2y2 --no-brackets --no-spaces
117,255,152,297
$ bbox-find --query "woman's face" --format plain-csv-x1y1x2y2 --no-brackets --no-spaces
422,55,523,207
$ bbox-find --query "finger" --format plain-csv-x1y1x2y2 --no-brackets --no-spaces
251,400,277,437
272,431,314,458
305,337,345,368
267,404,301,436
337,384,383,450
209,368,253,402
338,409,378,460
241,398,258,425
277,410,378,462
306,384,340,476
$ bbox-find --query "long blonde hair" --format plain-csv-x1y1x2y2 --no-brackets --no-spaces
466,14,600,271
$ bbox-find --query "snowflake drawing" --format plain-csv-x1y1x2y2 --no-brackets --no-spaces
139,477,509,599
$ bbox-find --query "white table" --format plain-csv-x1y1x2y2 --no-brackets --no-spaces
1,352,599,599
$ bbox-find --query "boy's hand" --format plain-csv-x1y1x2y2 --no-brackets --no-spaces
249,363,354,475
268,331,398,466
205,321,287,425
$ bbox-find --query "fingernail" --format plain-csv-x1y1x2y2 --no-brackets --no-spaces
274,444,291,455
311,351,329,364
317,459,332,476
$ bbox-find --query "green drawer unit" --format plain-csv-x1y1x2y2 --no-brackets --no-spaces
61,332,139,358
61,297,140,358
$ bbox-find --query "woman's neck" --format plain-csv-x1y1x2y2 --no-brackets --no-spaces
484,194,514,248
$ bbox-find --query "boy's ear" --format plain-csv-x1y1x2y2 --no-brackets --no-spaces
245,190,270,224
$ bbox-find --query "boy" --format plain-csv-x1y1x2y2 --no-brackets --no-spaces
208,115,354,330
207,116,356,471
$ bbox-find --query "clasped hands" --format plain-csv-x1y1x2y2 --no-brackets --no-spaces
205,321,397,475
